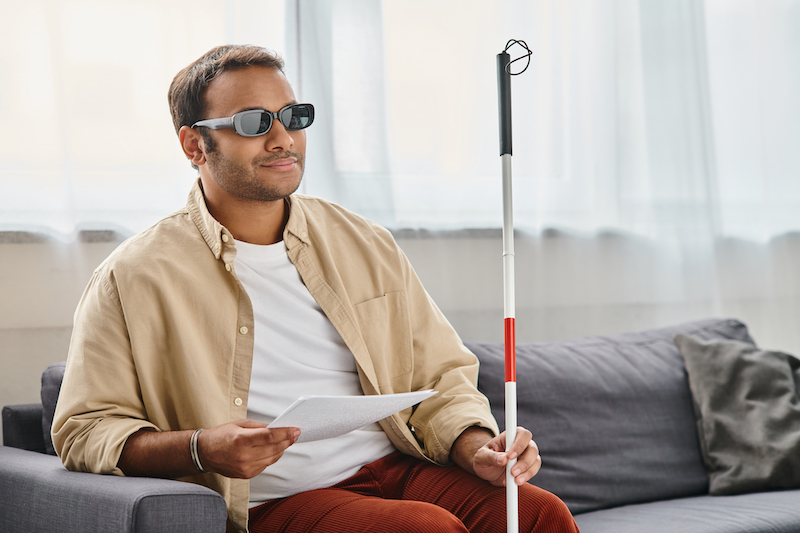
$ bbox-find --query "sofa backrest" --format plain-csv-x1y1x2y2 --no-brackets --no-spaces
40,361,66,456
38,319,754,513
468,317,754,515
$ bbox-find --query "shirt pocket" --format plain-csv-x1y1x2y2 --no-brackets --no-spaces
353,290,413,382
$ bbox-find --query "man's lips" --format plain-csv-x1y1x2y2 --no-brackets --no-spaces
261,157,297,171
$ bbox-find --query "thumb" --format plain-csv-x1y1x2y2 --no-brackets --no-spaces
233,419,269,429
476,445,507,467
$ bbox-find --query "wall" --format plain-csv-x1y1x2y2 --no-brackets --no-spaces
0,235,121,444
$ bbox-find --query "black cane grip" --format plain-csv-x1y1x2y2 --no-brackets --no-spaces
497,52,512,156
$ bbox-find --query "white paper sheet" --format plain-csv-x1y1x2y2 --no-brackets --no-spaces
268,390,438,443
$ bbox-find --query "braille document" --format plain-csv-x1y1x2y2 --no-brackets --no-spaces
268,390,438,443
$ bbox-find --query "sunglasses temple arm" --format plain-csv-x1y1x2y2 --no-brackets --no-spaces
193,117,235,130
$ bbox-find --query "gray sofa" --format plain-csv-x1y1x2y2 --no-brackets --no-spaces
471,317,800,532
2,317,798,532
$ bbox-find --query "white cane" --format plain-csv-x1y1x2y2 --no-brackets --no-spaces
496,39,531,533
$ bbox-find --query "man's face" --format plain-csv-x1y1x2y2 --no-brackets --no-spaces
199,66,306,203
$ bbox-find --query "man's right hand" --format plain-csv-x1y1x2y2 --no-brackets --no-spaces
198,420,300,478
117,420,300,479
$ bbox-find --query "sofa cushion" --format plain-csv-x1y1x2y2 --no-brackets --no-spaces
573,489,800,533
469,318,754,514
676,334,800,495
40,361,66,456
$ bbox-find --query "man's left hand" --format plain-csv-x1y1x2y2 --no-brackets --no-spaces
451,426,542,487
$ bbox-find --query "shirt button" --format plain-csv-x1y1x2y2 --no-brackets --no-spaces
234,398,243,406
239,326,248,335
225,263,232,272
221,234,229,243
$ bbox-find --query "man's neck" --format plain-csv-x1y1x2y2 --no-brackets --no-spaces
201,184,289,245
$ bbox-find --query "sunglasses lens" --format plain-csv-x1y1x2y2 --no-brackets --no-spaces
238,111,272,136
231,106,313,136
281,104,314,130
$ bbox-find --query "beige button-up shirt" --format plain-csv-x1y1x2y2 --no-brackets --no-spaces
52,180,499,533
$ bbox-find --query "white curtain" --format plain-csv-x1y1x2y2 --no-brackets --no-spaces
4,0,797,240
2,0,800,351
294,0,800,350
298,0,800,241
0,0,291,238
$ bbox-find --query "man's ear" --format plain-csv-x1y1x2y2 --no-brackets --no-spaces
179,125,207,166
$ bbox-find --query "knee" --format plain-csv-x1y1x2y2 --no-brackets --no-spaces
403,502,469,533
520,486,579,533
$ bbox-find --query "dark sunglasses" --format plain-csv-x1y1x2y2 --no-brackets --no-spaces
192,103,315,137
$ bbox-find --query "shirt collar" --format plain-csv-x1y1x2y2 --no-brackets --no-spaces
185,178,310,259
283,195,310,248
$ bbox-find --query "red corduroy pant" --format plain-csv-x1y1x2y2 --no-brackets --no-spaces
249,451,580,533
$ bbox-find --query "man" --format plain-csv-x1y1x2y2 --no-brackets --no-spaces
52,45,579,533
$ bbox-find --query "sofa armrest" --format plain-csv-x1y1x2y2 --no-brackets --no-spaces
0,446,228,533
2,403,46,453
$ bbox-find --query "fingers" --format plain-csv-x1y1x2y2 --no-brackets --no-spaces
478,427,534,467
468,426,542,487
470,445,510,487
199,421,301,479
506,428,541,486
248,426,302,447
225,423,300,452
231,420,303,442
504,427,534,460
508,441,541,485
493,427,541,486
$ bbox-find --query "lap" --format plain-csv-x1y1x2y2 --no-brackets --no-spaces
249,452,578,533
249,488,468,533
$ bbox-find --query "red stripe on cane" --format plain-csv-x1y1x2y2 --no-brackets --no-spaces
504,317,516,382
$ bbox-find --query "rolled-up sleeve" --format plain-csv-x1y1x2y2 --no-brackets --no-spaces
52,269,159,475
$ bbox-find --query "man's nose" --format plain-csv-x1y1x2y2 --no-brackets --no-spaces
264,119,294,151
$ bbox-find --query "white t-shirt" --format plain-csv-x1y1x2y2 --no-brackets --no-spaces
233,239,395,504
